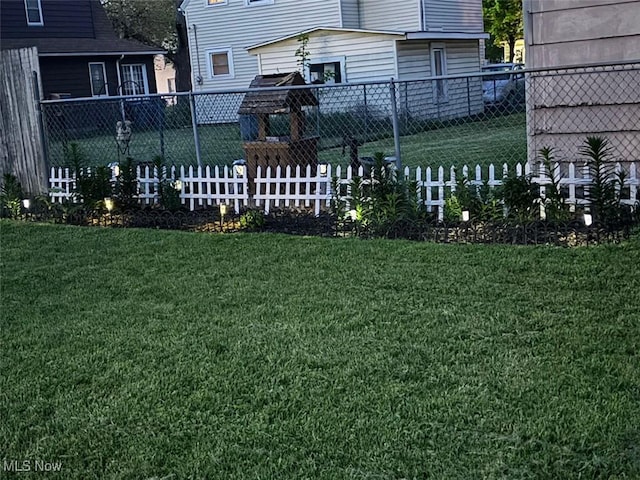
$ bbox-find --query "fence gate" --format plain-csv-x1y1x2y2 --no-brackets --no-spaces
0,47,48,194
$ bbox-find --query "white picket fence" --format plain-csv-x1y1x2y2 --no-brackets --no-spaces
49,161,639,218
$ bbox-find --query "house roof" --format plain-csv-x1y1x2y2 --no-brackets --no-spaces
405,31,490,41
246,27,489,52
237,72,319,115
246,27,405,51
0,0,164,56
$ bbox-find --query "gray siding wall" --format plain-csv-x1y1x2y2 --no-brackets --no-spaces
255,30,400,82
397,40,482,77
422,0,484,33
359,0,420,31
397,40,483,121
524,0,640,164
340,0,360,28
183,0,342,91
526,0,640,67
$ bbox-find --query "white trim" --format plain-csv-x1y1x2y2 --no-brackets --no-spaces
120,63,150,95
244,0,274,6
430,42,448,103
88,62,108,97
205,47,235,79
247,27,405,51
306,56,346,84
24,0,43,26
393,41,400,80
256,53,263,75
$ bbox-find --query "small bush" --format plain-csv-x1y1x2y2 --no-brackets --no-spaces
579,136,630,224
538,147,571,222
444,173,502,222
337,152,428,238
240,208,265,231
0,174,25,219
114,157,138,210
502,174,540,223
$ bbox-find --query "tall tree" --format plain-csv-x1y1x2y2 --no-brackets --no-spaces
102,0,191,91
483,0,523,63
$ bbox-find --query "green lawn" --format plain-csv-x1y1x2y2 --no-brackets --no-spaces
2,221,639,479
48,113,526,171
319,113,527,170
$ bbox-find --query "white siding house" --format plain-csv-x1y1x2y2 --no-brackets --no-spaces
180,0,487,89
180,0,488,122
180,0,343,91
523,0,640,165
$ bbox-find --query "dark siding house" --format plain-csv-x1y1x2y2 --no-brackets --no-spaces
0,0,164,99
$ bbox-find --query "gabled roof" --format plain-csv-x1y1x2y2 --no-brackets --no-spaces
0,0,164,56
247,27,405,52
237,72,319,115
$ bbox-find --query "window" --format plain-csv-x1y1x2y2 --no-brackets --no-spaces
207,0,227,5
120,64,149,95
206,48,234,78
308,57,345,85
24,0,43,26
245,0,274,6
430,43,448,102
89,63,108,97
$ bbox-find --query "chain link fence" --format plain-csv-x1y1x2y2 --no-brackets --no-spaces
41,62,639,173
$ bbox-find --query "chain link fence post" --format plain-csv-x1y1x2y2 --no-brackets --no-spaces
389,78,402,170
189,92,202,168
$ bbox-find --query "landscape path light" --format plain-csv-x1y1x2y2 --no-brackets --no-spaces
583,206,593,227
233,159,245,177
584,213,593,226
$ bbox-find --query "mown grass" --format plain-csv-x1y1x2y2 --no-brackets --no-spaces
319,113,527,169
49,113,526,171
2,221,639,479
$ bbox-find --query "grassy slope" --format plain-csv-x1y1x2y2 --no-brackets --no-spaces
1,221,639,479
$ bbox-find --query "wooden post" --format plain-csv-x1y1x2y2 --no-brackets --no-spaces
257,114,269,141
290,107,302,142
0,47,48,194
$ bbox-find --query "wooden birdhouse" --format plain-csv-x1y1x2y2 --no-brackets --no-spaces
237,72,319,183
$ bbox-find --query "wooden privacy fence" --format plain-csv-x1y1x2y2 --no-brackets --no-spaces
0,47,48,194
49,162,639,218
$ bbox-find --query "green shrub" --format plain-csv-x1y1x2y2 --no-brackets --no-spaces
444,173,502,222
502,174,540,223
579,136,629,224
339,152,427,237
114,157,138,209
152,156,182,212
240,208,265,231
538,146,571,222
0,174,25,219
64,142,113,209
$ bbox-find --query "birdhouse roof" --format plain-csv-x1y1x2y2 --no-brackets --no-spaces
237,72,319,115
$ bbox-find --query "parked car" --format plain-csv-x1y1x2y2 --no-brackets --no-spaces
482,63,525,108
